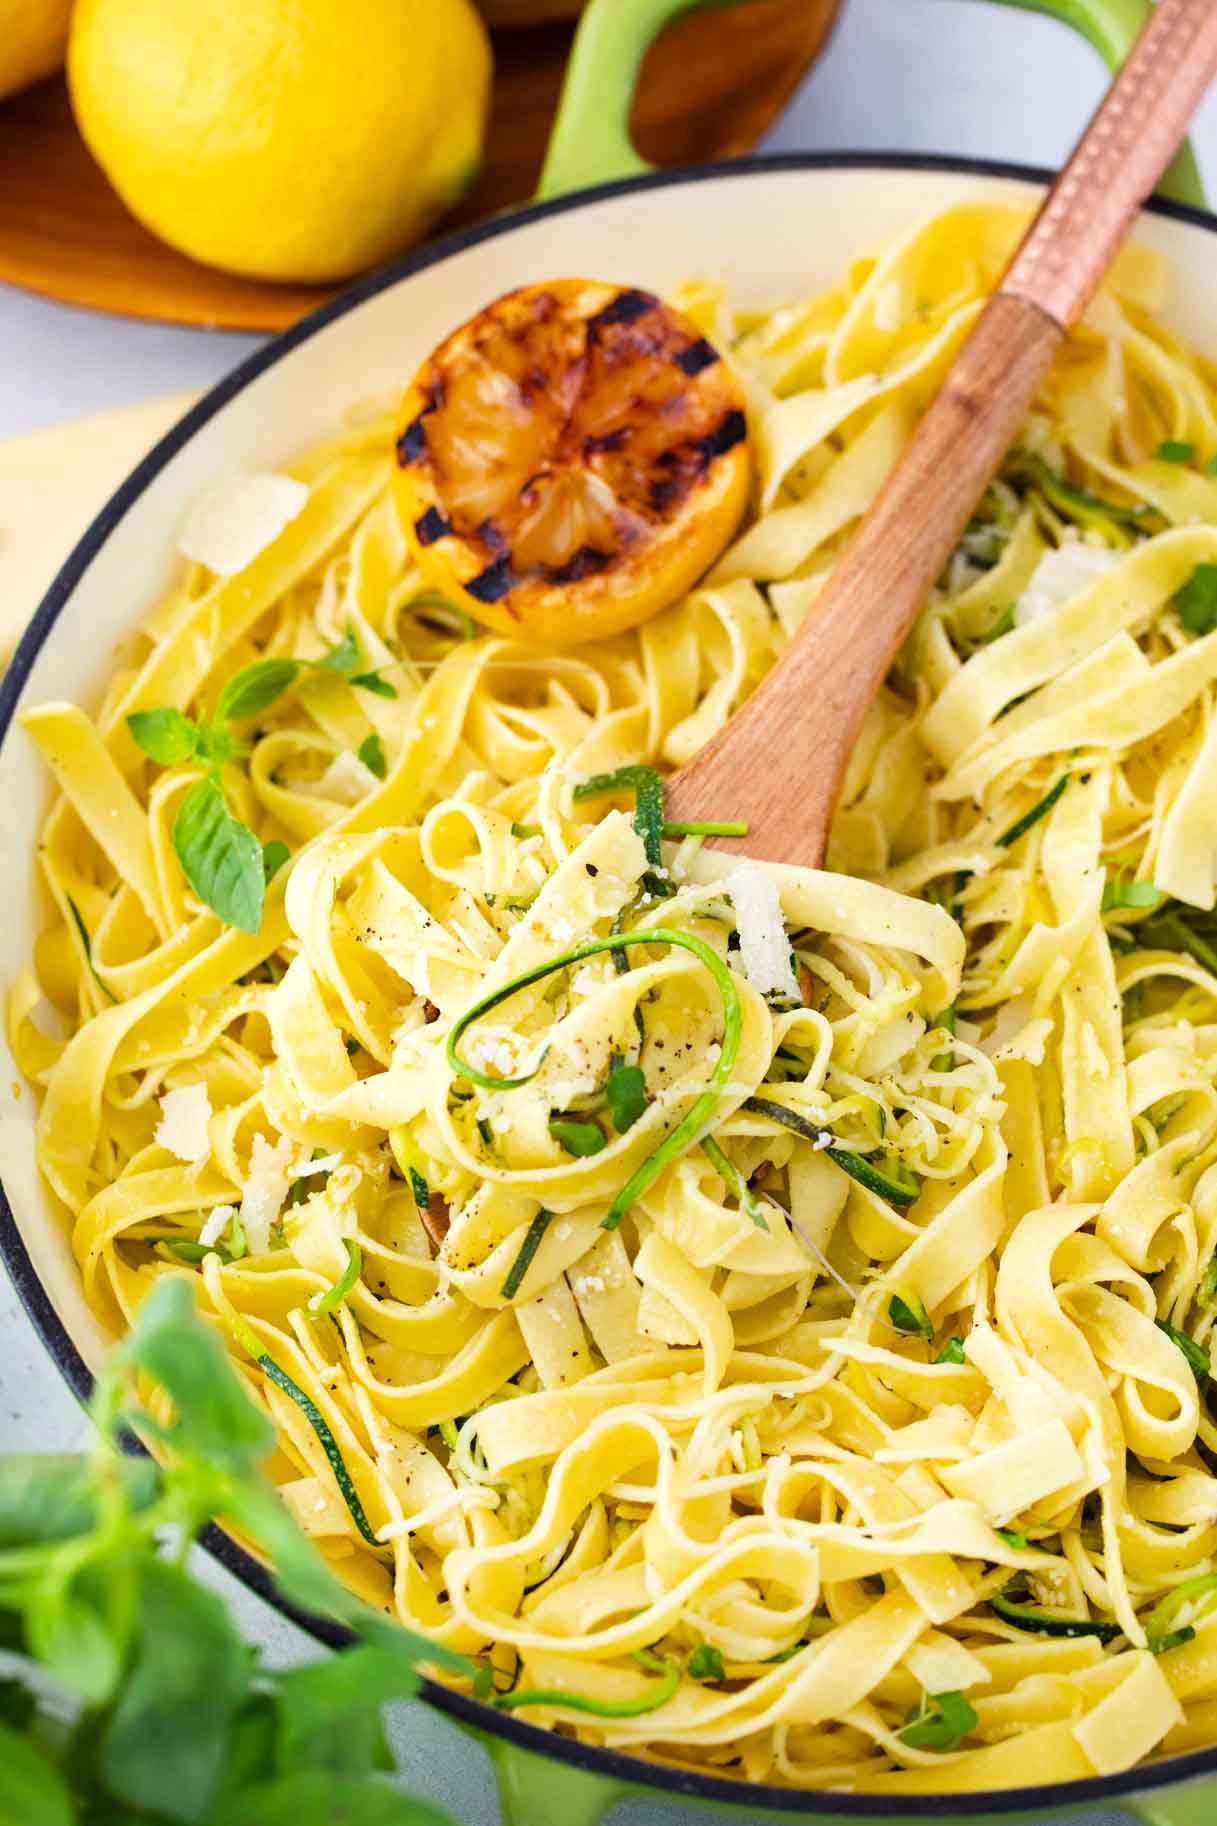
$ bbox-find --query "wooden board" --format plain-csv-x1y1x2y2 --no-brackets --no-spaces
0,0,839,334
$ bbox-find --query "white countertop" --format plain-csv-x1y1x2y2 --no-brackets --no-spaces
3,3,1215,1820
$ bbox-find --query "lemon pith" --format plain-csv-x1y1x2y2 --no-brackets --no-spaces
393,280,752,646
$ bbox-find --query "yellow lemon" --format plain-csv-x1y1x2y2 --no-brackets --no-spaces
0,0,73,101
68,0,492,283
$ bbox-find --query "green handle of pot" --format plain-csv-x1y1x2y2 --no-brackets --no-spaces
981,0,1205,206
488,1736,631,1826
538,0,1206,208
1131,1778,1217,1826
537,0,762,199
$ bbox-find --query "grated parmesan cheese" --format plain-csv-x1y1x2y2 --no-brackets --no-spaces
198,1204,236,1249
239,1133,295,1255
726,861,799,1000
1014,539,1119,626
177,472,308,576
154,1083,212,1164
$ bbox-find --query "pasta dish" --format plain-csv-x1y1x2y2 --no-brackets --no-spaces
14,201,1217,1793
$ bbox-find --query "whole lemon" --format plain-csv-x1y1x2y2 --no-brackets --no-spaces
68,0,492,283
0,0,73,101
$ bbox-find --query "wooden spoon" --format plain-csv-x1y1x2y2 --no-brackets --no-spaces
665,0,1217,862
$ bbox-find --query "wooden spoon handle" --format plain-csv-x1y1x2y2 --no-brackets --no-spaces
666,0,1217,863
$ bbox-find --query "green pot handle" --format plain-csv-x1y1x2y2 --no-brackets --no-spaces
1132,1780,1217,1826
985,0,1205,206
537,0,762,199
537,0,1206,209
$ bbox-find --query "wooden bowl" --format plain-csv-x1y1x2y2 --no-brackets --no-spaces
0,0,840,332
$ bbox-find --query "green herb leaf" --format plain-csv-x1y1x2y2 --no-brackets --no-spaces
315,625,364,676
501,1209,554,1301
1157,439,1195,464
272,1645,410,1777
888,1293,934,1339
1155,1318,1211,1383
1200,1251,1217,1305
996,772,1069,848
1172,562,1217,635
216,658,302,724
0,1680,36,1731
899,1689,977,1752
687,1644,724,1681
357,732,387,780
934,1337,966,1365
210,1771,455,1826
606,1062,647,1133
350,671,398,699
982,605,1016,643
1102,876,1162,912
24,1586,122,1707
127,707,201,765
262,839,291,883
510,822,540,839
0,1453,157,1549
99,1560,250,1824
995,1526,1032,1551
173,776,265,934
549,1117,606,1157
0,1721,76,1826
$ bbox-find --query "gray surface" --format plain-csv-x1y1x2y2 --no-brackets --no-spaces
4,1,1213,1819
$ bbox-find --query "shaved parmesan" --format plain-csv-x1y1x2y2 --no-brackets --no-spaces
239,1133,295,1255
727,861,799,1000
300,751,381,806
198,1204,236,1249
154,1082,212,1164
1014,540,1119,626
178,472,308,576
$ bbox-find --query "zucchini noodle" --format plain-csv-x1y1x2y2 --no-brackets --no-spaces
16,200,1217,1792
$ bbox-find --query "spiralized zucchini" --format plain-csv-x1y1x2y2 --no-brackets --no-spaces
16,201,1217,1792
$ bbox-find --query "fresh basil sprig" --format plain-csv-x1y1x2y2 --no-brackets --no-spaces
127,624,395,931
0,1277,468,1826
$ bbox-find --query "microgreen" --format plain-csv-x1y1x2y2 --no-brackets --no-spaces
1156,440,1195,464
934,1337,966,1365
888,1293,934,1340
686,1643,724,1681
1102,875,1162,913
357,732,387,780
605,1061,647,1134
549,1117,607,1158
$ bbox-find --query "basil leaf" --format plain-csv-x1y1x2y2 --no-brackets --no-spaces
605,1062,647,1133
24,1587,121,1706
99,1561,250,1824
1102,876,1162,912
173,776,265,934
262,839,291,882
351,671,398,699
888,1293,934,1339
217,658,302,724
357,733,387,780
127,707,201,765
549,1117,606,1157
0,1680,35,1731
315,625,364,676
899,1689,977,1752
1155,1318,1211,1383
0,1722,76,1826
209,1772,454,1826
272,1645,409,1776
687,1643,724,1681
1157,439,1195,464
1173,562,1217,635
112,1278,275,1473
0,1454,156,1550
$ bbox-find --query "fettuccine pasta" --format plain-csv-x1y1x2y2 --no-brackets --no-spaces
16,201,1217,1793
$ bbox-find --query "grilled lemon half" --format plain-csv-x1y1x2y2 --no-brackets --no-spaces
393,280,751,645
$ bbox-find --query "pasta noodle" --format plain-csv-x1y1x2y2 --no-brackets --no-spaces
16,200,1217,1793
